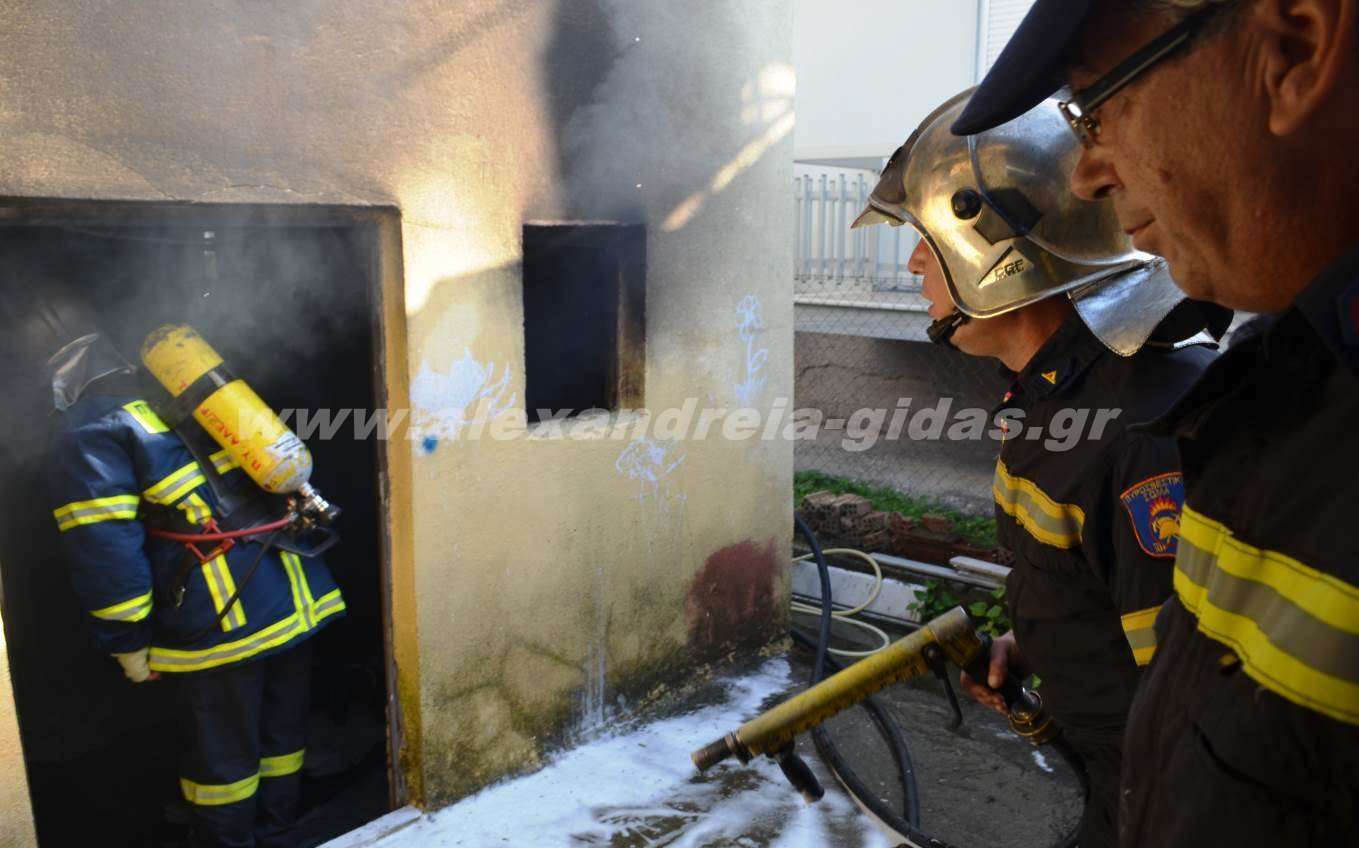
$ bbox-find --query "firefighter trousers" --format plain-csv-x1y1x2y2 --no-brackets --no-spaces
174,640,313,848
1064,729,1122,848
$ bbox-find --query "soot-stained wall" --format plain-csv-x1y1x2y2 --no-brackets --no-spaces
0,0,795,812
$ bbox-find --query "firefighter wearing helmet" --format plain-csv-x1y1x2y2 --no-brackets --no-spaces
853,89,1230,847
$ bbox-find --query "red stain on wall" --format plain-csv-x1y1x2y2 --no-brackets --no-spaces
685,538,780,658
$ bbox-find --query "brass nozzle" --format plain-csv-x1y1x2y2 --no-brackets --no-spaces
1008,690,1059,746
692,732,744,771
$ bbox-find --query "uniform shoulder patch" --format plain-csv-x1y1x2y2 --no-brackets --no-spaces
1119,472,1184,558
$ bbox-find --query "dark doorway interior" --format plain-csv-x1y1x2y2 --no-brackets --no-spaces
0,207,393,846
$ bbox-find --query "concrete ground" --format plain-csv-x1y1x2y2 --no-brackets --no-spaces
363,647,1081,848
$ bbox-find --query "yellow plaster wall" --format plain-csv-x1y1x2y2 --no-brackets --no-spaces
0,618,38,848
0,0,795,808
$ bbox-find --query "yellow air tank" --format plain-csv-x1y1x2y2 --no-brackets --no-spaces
141,324,313,496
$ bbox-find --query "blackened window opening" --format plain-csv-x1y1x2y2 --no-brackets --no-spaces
522,223,646,425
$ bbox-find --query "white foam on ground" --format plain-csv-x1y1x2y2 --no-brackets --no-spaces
372,658,894,847
1030,750,1054,774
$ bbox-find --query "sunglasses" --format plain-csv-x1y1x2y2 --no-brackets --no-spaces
1059,4,1225,147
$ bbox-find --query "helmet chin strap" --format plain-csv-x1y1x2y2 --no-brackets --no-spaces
926,310,970,348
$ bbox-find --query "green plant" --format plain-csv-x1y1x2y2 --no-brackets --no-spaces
968,585,1012,637
794,470,998,549
908,580,1012,640
907,579,964,623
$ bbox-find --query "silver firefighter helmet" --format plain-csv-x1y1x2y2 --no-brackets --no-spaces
853,88,1196,353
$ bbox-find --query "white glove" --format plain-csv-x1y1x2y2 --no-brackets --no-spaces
112,648,154,683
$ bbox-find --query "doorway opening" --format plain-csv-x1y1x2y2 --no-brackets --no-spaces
0,201,403,847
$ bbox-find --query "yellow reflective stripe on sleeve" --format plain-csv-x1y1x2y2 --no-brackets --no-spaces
177,492,212,527
91,590,154,623
260,749,305,779
993,461,1085,549
1175,506,1359,725
209,448,238,475
201,556,246,633
123,400,169,435
53,495,141,531
143,462,206,505
180,772,259,806
1121,606,1161,667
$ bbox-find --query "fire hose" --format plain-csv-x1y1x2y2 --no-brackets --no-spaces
693,516,1087,848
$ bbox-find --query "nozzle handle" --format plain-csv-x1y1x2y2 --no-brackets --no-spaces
774,746,824,804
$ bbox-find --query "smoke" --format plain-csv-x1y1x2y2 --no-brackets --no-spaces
549,0,773,224
0,218,378,422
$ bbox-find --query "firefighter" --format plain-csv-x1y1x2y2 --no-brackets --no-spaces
954,0,1359,844
34,296,345,848
852,89,1229,846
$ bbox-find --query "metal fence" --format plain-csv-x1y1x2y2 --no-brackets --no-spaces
791,169,1008,517
793,172,922,295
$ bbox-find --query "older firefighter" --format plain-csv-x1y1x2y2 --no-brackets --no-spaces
853,90,1228,847
36,298,345,848
954,0,1359,843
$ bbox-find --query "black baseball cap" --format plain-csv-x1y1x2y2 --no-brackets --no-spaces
952,0,1097,135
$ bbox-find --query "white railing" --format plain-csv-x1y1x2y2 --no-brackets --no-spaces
794,172,922,294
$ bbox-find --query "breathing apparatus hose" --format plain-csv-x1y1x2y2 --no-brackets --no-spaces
794,516,1084,848
148,516,293,544
176,527,284,644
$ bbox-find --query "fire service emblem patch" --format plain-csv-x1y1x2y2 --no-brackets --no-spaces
1120,472,1185,558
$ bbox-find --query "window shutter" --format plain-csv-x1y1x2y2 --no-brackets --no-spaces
977,0,1038,79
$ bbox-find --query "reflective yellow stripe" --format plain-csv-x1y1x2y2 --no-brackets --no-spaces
123,400,169,435
209,448,238,475
312,588,346,625
1179,509,1359,633
148,580,343,674
1175,506,1359,725
149,613,307,673
53,495,140,531
260,749,305,779
177,492,212,527
993,461,1085,549
91,590,153,623
217,558,246,632
1121,607,1160,632
143,462,205,505
180,773,259,806
1121,606,1161,667
280,552,314,629
201,556,246,633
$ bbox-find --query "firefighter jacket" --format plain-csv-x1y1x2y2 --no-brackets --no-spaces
50,393,345,675
1119,246,1359,846
994,312,1215,747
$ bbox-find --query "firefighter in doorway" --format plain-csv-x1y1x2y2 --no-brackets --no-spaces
851,89,1230,847
31,295,345,848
